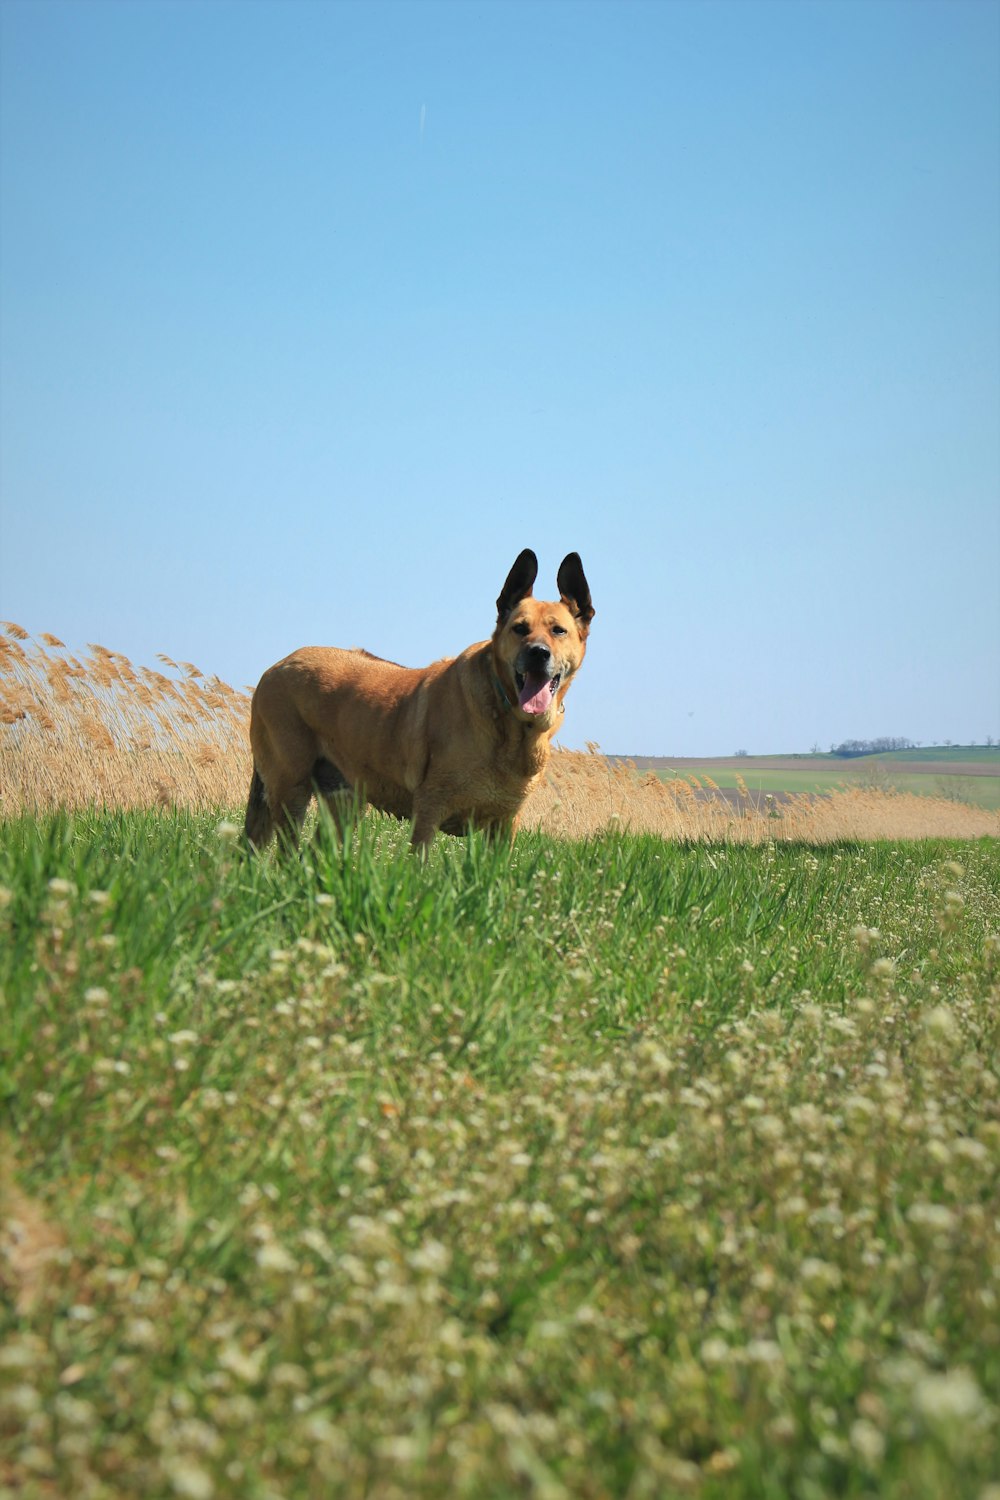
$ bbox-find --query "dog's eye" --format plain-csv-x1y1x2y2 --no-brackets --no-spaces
552,625,568,636
512,622,530,636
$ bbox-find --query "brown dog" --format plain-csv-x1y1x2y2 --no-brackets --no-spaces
244,549,593,853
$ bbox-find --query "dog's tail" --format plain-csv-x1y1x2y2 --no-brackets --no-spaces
244,768,273,850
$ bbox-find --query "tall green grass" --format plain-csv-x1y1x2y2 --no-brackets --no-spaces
2,812,998,1498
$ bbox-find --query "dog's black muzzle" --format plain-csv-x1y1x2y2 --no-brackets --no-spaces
520,642,553,675
514,641,562,698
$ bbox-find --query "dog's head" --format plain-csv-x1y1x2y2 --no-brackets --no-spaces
493,549,594,724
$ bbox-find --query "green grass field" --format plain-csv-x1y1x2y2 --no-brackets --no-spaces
2,811,999,1498
863,747,1000,765
655,766,1000,811
639,747,1000,812
740,747,999,766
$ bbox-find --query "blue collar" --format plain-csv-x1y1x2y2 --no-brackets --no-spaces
492,670,515,713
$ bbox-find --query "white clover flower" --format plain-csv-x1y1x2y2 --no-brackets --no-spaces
437,1318,466,1352
3,1383,41,1415
408,1238,451,1276
301,1415,348,1452
638,1041,675,1077
745,1339,784,1368
913,1368,988,1426
172,1419,222,1457
163,1456,214,1500
828,1015,857,1036
217,1343,265,1383
214,1392,256,1428
299,1227,333,1262
256,1241,297,1275
53,1393,97,1429
372,1280,412,1308
790,1103,823,1133
347,1216,396,1256
907,1203,955,1233
338,1254,371,1287
375,1435,421,1463
168,1030,199,1047
528,1201,555,1226
923,1006,958,1039
952,1137,988,1165
851,1416,887,1464
215,820,240,844
124,1317,159,1350
800,1258,843,1290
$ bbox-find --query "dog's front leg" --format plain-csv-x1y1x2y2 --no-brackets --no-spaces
410,785,449,856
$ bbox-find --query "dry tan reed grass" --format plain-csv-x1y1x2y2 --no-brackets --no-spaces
0,626,251,814
2,625,997,841
522,749,999,843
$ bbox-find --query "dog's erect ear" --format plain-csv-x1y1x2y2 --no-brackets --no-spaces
557,553,595,629
497,549,538,622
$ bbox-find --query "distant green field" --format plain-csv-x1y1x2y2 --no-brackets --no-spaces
655,766,1000,811
695,746,1000,768
869,745,999,764
645,747,1000,811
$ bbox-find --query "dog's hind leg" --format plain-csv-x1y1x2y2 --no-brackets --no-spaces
312,757,363,840
245,768,275,850
246,769,314,853
274,779,314,851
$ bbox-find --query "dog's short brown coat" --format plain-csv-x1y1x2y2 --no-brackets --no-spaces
244,549,593,852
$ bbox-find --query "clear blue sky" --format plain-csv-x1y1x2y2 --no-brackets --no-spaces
2,0,998,755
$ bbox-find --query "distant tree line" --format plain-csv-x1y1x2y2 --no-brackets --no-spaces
830,737,916,758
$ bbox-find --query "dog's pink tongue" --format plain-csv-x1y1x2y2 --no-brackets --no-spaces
519,674,554,715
